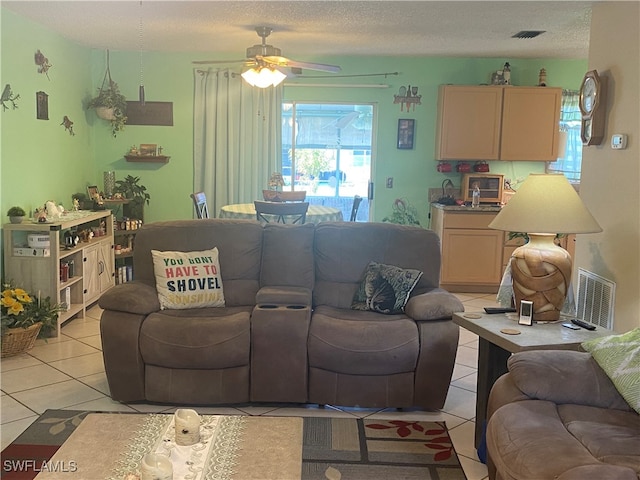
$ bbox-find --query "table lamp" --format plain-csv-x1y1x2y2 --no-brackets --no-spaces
488,174,602,321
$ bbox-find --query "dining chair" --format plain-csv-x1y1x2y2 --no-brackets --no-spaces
254,200,309,224
190,192,209,219
349,195,363,221
262,190,307,202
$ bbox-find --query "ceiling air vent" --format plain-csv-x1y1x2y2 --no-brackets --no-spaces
512,30,546,39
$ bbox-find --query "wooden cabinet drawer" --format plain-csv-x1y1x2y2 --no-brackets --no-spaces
444,212,497,229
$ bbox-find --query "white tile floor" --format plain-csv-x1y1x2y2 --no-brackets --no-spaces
1,293,499,480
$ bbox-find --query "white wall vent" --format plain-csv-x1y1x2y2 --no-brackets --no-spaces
576,268,615,329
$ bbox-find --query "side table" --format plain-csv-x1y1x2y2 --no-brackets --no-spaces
453,311,614,449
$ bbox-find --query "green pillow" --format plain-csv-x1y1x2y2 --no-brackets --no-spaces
581,327,640,414
351,262,423,314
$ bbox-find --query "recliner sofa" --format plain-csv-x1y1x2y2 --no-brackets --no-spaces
99,219,464,409
486,350,640,480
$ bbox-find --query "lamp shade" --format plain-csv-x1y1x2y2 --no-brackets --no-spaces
241,67,286,88
488,174,602,234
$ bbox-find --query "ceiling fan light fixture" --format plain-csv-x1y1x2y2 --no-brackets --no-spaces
241,66,286,88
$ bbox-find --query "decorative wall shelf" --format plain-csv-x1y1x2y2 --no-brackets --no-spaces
125,155,170,163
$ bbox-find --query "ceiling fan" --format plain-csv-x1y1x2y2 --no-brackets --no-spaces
193,26,342,79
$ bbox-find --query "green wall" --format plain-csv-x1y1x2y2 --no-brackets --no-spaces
1,6,587,228
1,8,94,217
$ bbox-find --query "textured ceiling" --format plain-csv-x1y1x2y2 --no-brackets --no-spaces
3,1,594,59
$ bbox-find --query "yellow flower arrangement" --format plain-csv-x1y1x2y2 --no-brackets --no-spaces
2,287,32,316
1,283,61,337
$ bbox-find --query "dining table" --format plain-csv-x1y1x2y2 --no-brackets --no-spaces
218,203,343,224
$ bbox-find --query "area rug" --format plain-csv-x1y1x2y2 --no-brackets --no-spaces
2,409,466,480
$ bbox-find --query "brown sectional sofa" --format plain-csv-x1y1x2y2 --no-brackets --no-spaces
486,350,640,480
99,219,464,409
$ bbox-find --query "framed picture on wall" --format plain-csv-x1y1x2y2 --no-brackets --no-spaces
36,91,49,120
397,119,415,149
139,144,157,156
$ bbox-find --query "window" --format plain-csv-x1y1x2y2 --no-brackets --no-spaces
547,90,582,182
281,103,374,220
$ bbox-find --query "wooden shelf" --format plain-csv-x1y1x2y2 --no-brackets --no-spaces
125,155,170,163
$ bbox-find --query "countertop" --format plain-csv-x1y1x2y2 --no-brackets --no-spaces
431,202,503,212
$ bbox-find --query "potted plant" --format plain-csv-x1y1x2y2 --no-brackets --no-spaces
7,206,26,224
114,175,150,221
87,79,127,137
1,283,62,356
87,51,127,137
382,198,421,226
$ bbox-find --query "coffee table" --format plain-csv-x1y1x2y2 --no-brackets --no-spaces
453,311,614,448
34,413,302,479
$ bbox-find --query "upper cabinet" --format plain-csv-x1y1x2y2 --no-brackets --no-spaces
436,85,562,162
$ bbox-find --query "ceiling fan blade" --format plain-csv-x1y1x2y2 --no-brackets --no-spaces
262,56,341,73
192,59,250,65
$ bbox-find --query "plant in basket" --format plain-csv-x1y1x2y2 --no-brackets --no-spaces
1,282,62,356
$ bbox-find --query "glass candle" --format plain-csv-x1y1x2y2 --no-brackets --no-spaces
103,171,116,198
140,453,172,480
174,409,201,446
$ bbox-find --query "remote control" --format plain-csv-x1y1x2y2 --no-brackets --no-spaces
484,307,517,314
570,318,596,331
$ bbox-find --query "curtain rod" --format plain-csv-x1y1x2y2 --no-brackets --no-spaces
284,83,389,88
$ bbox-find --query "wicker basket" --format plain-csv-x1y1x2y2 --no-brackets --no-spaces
1,322,42,357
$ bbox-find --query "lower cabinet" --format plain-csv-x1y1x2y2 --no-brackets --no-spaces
431,207,503,293
431,206,576,293
84,241,114,305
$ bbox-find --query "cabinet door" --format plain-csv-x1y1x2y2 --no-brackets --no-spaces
500,87,562,161
98,241,115,293
441,229,503,285
84,244,99,303
436,86,503,160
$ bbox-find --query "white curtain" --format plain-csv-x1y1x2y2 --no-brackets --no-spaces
193,68,282,217
547,90,582,181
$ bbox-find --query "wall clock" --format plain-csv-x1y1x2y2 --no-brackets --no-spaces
579,70,607,146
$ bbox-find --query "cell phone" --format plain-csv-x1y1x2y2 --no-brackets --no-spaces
562,322,581,330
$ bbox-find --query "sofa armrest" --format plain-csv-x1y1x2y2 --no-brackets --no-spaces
404,289,464,321
98,282,160,315
506,350,632,410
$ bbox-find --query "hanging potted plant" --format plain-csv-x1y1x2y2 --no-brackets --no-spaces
87,50,127,137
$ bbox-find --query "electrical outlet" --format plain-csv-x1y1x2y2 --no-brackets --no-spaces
386,177,393,188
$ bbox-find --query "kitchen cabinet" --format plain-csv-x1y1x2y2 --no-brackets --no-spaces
431,206,503,293
431,205,576,293
436,85,562,161
3,210,114,337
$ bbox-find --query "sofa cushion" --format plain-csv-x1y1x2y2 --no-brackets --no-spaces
558,404,640,467
581,327,640,413
313,222,441,309
139,307,251,369
308,305,419,375
488,399,640,480
506,350,632,411
133,220,263,307
260,223,314,289
151,247,225,310
351,261,422,314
